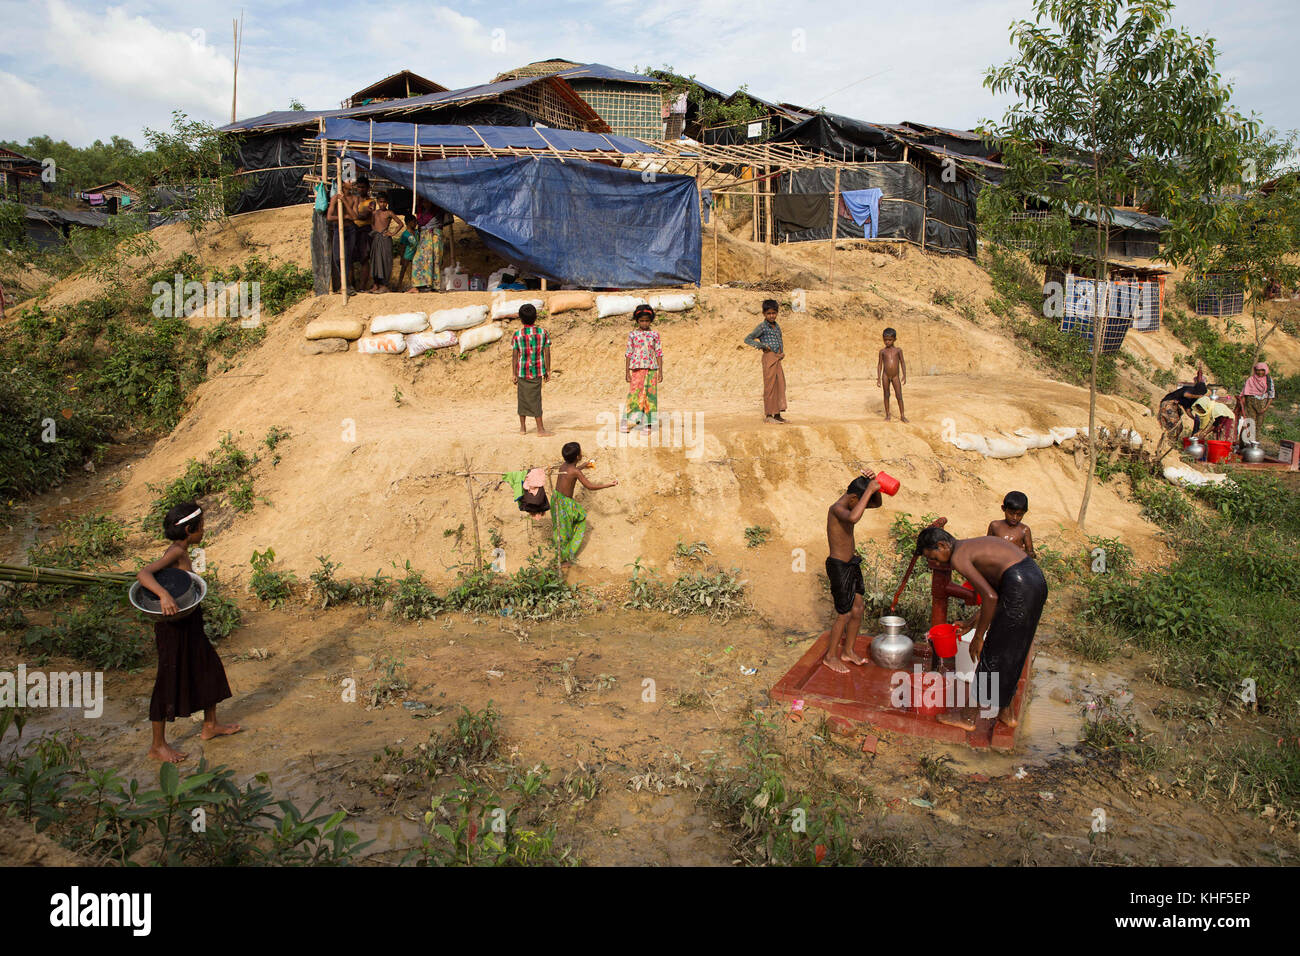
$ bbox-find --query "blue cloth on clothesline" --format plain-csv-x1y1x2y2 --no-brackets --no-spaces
840,188,882,239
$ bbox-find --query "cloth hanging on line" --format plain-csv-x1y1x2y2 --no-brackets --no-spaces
501,470,528,500
773,193,830,233
839,188,882,238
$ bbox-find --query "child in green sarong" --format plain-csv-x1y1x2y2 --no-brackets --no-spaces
553,441,617,566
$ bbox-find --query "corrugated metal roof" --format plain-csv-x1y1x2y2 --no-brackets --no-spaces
321,119,655,154
220,75,608,134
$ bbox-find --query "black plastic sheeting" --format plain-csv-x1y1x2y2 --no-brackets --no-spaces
769,113,906,163
228,131,316,214
776,162,976,257
776,164,923,245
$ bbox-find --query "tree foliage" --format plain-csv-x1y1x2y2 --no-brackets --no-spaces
983,0,1257,528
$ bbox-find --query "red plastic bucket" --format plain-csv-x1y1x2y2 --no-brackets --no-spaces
928,624,959,658
1206,440,1231,464
876,471,900,496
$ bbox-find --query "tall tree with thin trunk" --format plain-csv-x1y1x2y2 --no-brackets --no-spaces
984,0,1254,529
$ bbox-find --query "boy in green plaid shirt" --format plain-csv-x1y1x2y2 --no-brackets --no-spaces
512,304,552,435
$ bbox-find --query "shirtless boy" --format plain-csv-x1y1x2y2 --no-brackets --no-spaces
914,528,1048,730
823,468,883,673
368,194,401,293
877,328,908,422
986,491,1035,558
553,442,618,568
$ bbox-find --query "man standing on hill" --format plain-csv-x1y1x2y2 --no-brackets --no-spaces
744,299,788,423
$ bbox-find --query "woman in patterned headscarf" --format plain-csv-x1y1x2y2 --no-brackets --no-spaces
621,304,663,433
1238,361,1275,440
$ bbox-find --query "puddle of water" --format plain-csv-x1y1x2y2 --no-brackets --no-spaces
949,651,1132,775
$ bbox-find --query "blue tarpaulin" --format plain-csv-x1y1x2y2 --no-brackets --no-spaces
351,152,700,288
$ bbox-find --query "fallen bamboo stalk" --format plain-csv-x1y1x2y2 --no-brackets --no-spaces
0,564,135,586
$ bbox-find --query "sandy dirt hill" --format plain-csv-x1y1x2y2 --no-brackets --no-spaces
9,205,1195,633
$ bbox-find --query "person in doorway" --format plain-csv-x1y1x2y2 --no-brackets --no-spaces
914,527,1047,731
744,299,787,423
136,502,240,763
986,491,1035,558
512,303,552,436
877,327,908,422
823,469,884,673
622,304,663,433
350,177,375,290
552,442,617,567
389,215,419,291
325,182,359,294
367,193,401,293
408,199,444,293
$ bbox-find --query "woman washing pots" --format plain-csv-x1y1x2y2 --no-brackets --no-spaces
913,528,1048,731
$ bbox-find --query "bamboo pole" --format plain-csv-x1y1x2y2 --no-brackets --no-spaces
751,166,758,242
336,156,348,301
763,164,772,277
829,168,840,291
412,125,419,215
714,216,720,285
465,464,483,569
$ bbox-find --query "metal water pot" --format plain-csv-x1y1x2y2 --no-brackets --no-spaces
870,633,914,669
1184,438,1206,460
870,616,913,668
1241,442,1266,463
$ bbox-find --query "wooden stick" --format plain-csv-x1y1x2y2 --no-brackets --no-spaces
465,465,483,569
763,163,772,277
751,166,758,243
829,168,840,291
336,156,348,302
412,125,418,215
714,218,720,285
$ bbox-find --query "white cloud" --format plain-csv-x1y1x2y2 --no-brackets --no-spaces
0,70,86,143
44,0,236,119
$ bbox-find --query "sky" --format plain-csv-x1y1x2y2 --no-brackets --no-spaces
0,0,1296,147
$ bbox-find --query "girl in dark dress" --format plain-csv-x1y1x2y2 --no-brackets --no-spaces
137,502,238,763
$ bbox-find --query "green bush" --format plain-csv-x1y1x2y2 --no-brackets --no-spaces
249,548,295,607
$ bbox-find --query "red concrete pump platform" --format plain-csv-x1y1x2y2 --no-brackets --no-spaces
769,630,1036,749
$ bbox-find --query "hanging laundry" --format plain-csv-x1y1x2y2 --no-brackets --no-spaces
702,188,712,224
501,470,528,501
773,193,830,233
840,188,883,239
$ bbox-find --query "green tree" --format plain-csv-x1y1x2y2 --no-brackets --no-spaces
1165,128,1300,373
141,111,243,262
984,0,1256,528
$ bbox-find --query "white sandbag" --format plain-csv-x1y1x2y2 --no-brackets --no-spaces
595,294,647,318
491,298,544,321
369,311,427,334
1049,426,1078,444
983,436,1028,459
949,433,989,454
1120,428,1143,449
405,330,458,356
1164,464,1233,488
356,332,406,354
305,317,365,341
458,323,504,353
548,291,594,314
647,293,696,312
1013,428,1055,450
430,305,490,333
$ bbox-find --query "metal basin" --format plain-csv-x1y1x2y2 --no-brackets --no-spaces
870,632,914,669
129,569,207,622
